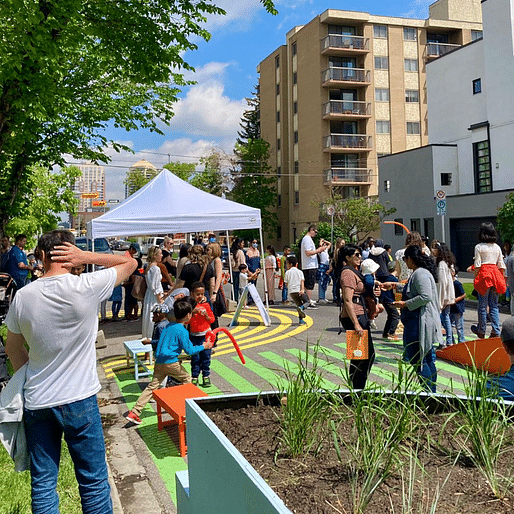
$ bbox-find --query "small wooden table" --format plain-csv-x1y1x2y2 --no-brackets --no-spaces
123,340,153,380
152,384,208,457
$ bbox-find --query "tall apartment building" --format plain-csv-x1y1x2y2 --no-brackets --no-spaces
125,159,158,198
72,162,106,212
257,0,482,245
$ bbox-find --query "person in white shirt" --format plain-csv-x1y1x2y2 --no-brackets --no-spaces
5,230,136,514
284,256,311,325
300,224,326,304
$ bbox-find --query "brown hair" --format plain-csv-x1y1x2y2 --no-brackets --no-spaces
405,231,423,248
206,242,222,259
188,244,208,266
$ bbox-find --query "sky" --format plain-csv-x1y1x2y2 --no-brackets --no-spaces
82,0,433,201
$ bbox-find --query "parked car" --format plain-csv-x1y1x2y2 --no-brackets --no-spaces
221,245,229,269
141,237,165,255
114,240,131,251
75,237,113,253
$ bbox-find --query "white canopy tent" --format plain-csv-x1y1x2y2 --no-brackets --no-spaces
86,169,268,305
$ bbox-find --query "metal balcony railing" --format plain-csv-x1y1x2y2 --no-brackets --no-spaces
322,67,370,84
425,42,461,59
324,134,372,150
321,35,369,52
323,100,371,116
325,168,373,184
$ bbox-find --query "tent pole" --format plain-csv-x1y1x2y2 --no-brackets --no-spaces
225,230,234,301
259,227,269,311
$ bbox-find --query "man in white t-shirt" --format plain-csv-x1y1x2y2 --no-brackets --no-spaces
5,230,136,514
300,224,325,304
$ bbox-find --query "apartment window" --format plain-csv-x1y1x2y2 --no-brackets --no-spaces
275,55,280,68
374,56,389,70
292,41,297,55
276,111,280,122
373,25,387,38
441,173,452,186
276,83,280,95
405,89,419,103
293,72,297,84
473,78,482,94
474,140,492,193
294,131,298,144
410,219,421,232
404,58,418,72
277,225,282,239
277,194,282,207
294,161,299,174
375,88,390,102
376,120,390,134
394,218,404,236
295,191,300,204
293,101,298,114
471,30,483,41
407,121,420,134
384,180,391,192
277,138,280,151
403,27,417,41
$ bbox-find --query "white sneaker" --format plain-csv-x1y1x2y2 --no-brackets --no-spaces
310,300,317,306
317,299,328,305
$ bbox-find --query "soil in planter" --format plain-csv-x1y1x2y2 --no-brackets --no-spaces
208,404,514,514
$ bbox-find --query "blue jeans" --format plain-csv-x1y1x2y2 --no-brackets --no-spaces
451,311,465,344
440,305,452,346
24,395,112,514
282,283,288,302
190,335,212,378
232,272,240,303
316,263,331,300
403,342,437,393
478,287,500,336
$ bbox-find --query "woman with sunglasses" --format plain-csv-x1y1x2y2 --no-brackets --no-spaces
246,239,261,289
382,244,440,392
339,244,375,389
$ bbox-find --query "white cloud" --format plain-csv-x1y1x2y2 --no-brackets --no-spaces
402,0,431,19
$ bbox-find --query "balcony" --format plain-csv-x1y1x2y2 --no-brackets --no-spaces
322,67,371,87
425,42,461,60
325,168,373,185
323,134,372,152
321,35,369,55
323,100,371,120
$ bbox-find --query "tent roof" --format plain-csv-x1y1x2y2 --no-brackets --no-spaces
88,169,261,238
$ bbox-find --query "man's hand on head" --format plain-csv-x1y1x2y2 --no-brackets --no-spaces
51,242,87,268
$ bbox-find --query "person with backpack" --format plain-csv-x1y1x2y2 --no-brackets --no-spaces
339,244,376,389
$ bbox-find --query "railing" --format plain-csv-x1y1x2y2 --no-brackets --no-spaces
324,134,372,149
425,42,461,59
321,35,369,52
325,168,373,184
323,100,370,116
322,67,370,84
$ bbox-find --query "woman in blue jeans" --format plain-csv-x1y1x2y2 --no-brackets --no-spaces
382,245,440,392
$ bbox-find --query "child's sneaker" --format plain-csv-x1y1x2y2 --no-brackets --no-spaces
125,411,142,425
299,319,307,325
192,377,199,386
202,376,212,388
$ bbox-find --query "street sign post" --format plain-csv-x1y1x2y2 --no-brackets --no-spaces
435,190,447,242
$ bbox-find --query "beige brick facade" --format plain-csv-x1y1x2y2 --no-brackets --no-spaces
258,0,482,245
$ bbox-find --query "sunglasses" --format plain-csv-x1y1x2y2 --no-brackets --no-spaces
354,252,362,258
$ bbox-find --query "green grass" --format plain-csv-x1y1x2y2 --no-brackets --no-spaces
0,441,82,514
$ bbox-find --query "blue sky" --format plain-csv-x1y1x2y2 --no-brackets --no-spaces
93,0,432,200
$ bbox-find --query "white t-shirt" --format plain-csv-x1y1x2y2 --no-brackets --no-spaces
284,267,304,293
239,271,248,289
6,268,117,410
319,249,330,266
474,242,506,269
301,235,318,270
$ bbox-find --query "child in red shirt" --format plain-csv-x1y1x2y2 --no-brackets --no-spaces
189,281,215,387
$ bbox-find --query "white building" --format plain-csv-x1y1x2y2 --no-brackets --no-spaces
125,159,158,198
379,0,514,270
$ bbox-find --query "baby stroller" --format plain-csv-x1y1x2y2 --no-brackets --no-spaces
0,273,16,387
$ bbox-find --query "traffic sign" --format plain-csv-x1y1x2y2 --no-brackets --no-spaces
436,190,446,200
92,200,106,207
437,199,446,216
81,192,99,199
107,199,120,203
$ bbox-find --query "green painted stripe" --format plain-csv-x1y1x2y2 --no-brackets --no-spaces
259,351,339,390
209,360,259,393
232,356,280,389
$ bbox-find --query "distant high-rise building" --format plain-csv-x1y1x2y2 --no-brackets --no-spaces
257,0,483,245
125,159,158,198
72,163,106,212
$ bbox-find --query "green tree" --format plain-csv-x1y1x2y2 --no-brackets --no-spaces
237,88,261,144
164,161,197,182
191,150,228,197
0,0,276,234
497,192,514,243
4,165,81,243
124,168,156,196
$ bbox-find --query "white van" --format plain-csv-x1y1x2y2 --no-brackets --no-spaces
141,236,165,255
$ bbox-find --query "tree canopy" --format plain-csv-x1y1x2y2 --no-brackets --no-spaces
0,0,276,234
497,192,514,244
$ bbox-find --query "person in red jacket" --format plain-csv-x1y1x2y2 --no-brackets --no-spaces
189,281,215,387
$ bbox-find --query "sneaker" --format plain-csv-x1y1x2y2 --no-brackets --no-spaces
490,332,500,338
307,304,319,310
202,376,212,388
385,335,401,341
299,319,307,325
125,411,142,425
309,300,317,307
470,325,485,339
192,377,199,386
317,299,328,305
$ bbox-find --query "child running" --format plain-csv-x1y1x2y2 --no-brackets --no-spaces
189,281,215,387
284,256,310,325
125,301,214,425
